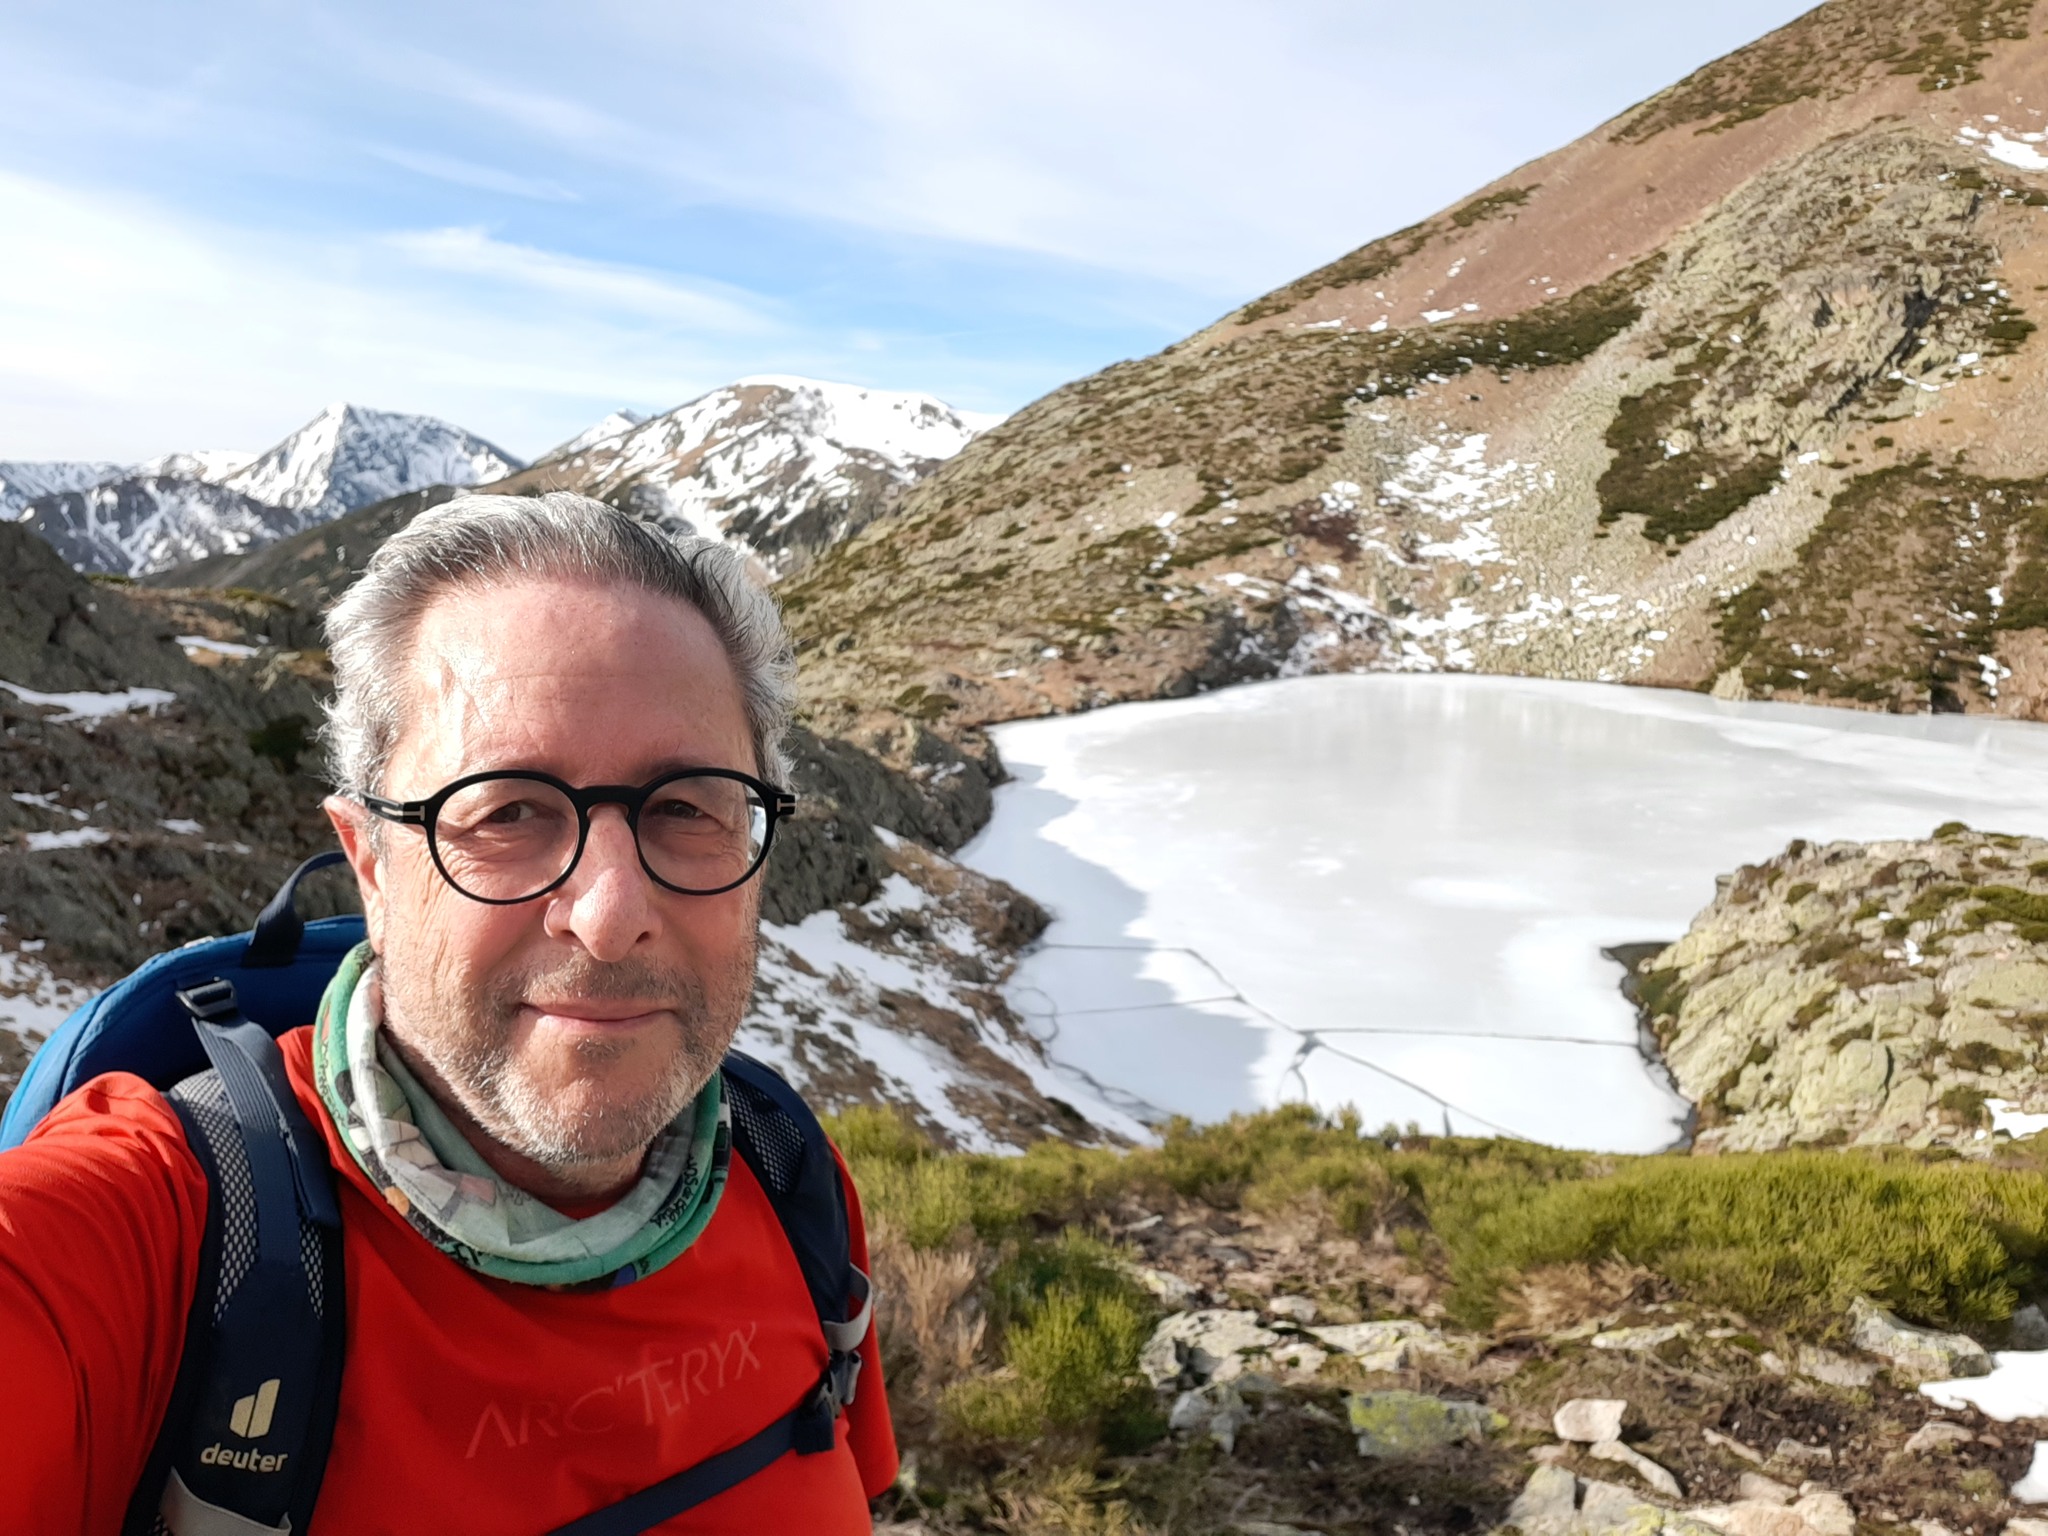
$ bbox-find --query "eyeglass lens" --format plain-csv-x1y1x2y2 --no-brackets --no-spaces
431,775,770,901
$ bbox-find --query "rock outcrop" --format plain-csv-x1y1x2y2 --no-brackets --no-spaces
1637,826,2048,1152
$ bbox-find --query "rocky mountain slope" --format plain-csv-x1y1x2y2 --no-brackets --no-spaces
776,0,2048,738
1630,824,2048,1154
487,377,998,575
23,477,293,576
0,460,128,518
10,405,523,578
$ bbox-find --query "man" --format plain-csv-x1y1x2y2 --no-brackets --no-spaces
0,493,896,1531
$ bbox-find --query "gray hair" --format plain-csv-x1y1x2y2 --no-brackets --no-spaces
322,492,796,798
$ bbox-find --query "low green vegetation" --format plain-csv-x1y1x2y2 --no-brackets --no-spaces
1718,459,2048,709
837,1102,2048,1529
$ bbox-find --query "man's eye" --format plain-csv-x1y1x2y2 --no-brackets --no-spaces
476,799,562,828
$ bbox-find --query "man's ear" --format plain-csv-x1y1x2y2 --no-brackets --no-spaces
324,795,388,950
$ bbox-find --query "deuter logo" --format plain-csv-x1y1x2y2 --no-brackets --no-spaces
199,1444,291,1474
229,1378,280,1439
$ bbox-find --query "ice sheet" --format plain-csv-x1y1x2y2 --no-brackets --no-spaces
959,675,2048,1152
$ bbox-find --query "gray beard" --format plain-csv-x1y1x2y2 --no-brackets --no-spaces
379,941,752,1173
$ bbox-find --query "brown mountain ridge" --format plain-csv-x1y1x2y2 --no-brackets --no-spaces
779,0,2048,736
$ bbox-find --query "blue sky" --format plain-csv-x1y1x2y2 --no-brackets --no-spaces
0,0,1820,463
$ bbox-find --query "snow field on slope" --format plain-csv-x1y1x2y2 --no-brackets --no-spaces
960,674,2048,1154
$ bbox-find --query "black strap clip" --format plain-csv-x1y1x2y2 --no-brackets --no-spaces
174,978,242,1025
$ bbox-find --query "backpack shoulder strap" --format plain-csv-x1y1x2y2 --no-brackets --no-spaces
123,982,346,1536
721,1050,874,1385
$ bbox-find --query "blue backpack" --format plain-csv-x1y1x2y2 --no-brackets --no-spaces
1,852,873,1536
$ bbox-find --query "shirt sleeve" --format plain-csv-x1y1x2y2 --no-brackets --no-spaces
0,1074,208,1536
832,1143,900,1500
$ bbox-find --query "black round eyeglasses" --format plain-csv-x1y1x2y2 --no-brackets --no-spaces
360,768,798,905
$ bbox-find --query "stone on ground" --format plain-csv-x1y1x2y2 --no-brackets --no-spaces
1903,1420,1974,1455
1592,1323,1690,1352
1345,1390,1502,1459
1848,1298,1992,1383
1309,1318,1444,1371
1590,1437,1682,1498
1736,1473,1795,1504
1795,1346,1879,1388
1554,1397,1629,1444
1139,1309,1282,1389
1167,1382,1251,1454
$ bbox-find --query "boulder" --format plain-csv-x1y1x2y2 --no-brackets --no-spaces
1139,1309,1282,1389
1555,1398,1630,1444
1266,1294,1318,1324
2013,1304,2048,1351
1848,1299,1991,1383
1344,1389,1503,1459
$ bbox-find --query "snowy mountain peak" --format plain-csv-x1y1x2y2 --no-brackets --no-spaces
540,409,650,463
495,377,999,575
220,403,524,521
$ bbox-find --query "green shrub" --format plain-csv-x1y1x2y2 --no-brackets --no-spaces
945,1231,1161,1448
1442,1152,2048,1333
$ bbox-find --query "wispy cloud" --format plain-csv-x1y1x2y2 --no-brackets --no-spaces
363,144,578,203
383,227,776,331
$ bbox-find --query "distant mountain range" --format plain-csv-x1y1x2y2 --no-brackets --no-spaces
8,382,994,581
8,404,522,578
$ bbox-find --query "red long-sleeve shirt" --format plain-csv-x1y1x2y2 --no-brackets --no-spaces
0,1027,896,1533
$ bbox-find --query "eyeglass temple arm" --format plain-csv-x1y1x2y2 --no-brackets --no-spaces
772,791,798,821
359,793,428,826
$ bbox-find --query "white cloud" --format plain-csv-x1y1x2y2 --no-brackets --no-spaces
0,171,816,459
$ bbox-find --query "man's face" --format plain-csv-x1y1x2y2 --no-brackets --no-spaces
327,575,761,1175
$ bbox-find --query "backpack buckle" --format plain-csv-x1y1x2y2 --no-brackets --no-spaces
828,1347,862,1411
175,978,242,1025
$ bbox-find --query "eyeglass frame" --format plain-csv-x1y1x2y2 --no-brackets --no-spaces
358,766,799,905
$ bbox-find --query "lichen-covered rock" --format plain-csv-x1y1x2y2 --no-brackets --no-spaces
1848,1298,1991,1383
1139,1309,1283,1389
1345,1389,1503,1458
1635,829,2048,1153
1309,1318,1444,1370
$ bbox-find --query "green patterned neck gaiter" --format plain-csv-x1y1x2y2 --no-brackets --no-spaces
311,943,728,1290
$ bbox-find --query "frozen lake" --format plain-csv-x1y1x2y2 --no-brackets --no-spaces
957,675,2048,1152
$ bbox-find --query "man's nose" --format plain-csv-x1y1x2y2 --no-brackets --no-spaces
545,805,657,960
